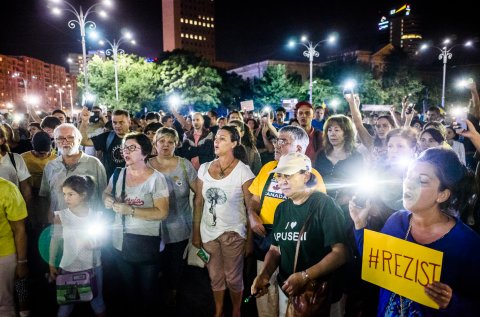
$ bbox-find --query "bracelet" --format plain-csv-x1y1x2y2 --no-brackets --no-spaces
130,206,135,217
17,259,28,264
301,270,310,282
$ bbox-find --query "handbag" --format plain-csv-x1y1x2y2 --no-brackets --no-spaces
56,268,97,305
112,168,162,265
285,196,331,317
183,239,205,268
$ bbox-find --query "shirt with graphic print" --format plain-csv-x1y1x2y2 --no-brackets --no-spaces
272,191,346,286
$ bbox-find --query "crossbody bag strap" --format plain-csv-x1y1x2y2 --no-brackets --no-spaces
179,157,191,188
119,168,127,233
260,172,275,207
292,194,327,274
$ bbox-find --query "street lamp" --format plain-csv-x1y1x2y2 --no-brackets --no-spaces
99,31,136,102
289,34,337,104
420,38,473,108
48,0,112,92
57,88,64,109
12,73,37,109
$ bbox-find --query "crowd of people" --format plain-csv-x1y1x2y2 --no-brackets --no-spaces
1,79,480,317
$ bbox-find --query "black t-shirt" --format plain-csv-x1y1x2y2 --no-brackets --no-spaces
272,191,346,286
10,139,33,154
314,151,364,199
91,131,124,179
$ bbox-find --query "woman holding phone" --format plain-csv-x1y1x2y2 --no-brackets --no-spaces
192,126,255,317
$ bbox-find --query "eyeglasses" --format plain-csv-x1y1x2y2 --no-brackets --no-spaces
121,144,139,153
55,136,76,143
275,170,306,181
272,138,291,147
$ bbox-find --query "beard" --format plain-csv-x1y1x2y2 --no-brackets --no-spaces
59,146,80,156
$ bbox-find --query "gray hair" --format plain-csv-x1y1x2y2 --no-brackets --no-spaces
279,125,309,153
54,123,83,142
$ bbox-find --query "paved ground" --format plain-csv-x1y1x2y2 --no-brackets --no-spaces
24,245,259,317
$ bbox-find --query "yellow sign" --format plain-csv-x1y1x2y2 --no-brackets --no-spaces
362,229,443,309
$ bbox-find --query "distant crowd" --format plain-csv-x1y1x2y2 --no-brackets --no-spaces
1,79,480,317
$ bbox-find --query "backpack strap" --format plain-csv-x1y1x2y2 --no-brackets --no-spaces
8,152,17,172
106,131,116,153
260,172,275,207
111,167,122,199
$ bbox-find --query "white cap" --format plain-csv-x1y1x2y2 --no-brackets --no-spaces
270,152,312,175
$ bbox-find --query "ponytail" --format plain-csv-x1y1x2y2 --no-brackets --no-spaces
62,175,96,202
233,144,248,165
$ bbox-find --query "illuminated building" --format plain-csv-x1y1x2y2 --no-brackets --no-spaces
162,0,216,62
378,4,422,55
0,54,77,112
67,50,107,76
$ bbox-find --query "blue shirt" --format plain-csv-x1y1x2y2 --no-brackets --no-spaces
354,210,480,316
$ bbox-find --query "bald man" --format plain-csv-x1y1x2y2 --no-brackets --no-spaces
177,112,215,170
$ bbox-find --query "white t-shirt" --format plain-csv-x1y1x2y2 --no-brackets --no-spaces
0,152,31,186
107,169,169,251
198,160,255,243
55,208,102,272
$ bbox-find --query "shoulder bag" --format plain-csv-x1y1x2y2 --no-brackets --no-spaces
286,195,332,317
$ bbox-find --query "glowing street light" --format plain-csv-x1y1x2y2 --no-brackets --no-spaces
420,38,473,108
288,33,338,103
98,30,136,102
48,0,112,92
12,73,38,109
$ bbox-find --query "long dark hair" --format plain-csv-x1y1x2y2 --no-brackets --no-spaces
228,120,256,149
218,126,248,165
416,148,477,217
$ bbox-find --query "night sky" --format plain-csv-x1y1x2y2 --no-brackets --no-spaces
0,0,478,68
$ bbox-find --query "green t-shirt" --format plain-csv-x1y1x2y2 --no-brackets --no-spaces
272,191,346,286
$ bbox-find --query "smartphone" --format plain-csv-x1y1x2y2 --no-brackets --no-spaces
405,103,414,115
197,247,210,264
456,110,468,131
353,194,367,209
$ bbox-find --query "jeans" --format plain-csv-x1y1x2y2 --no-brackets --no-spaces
115,250,160,315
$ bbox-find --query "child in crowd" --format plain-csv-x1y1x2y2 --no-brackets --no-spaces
49,175,106,317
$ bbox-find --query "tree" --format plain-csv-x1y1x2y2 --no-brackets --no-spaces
298,78,338,106
253,64,299,109
217,70,253,110
157,53,222,112
78,54,161,112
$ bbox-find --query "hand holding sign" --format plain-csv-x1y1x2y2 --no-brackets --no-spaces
425,282,452,309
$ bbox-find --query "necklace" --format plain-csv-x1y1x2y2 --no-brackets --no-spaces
218,158,235,178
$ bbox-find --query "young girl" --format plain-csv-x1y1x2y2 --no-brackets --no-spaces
49,175,106,317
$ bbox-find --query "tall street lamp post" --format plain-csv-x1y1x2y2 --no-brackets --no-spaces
48,0,112,92
12,73,37,110
99,32,136,103
289,34,337,104
420,39,473,108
